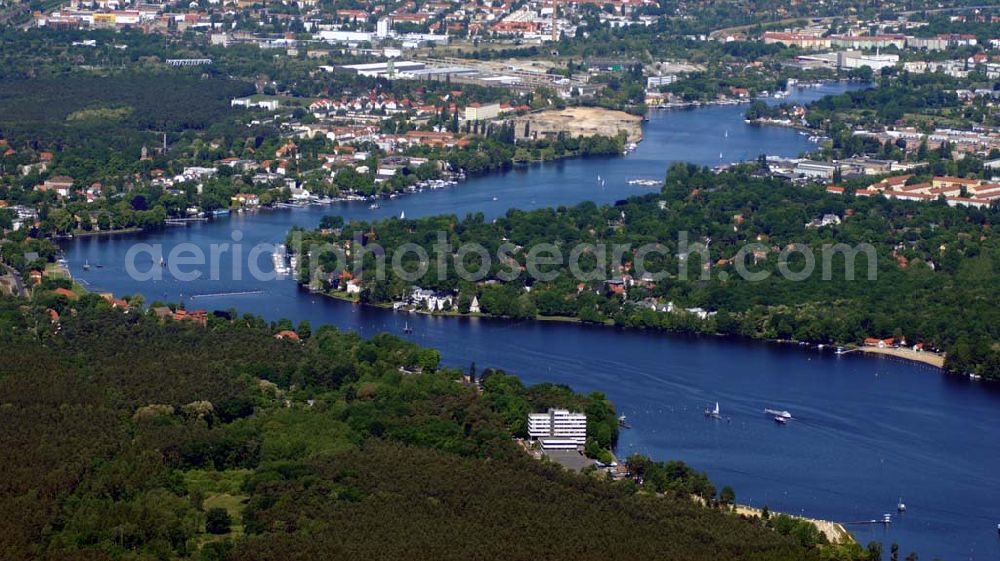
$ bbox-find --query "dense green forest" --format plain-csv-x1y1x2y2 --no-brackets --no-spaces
0,293,872,560
293,164,1000,379
0,72,253,181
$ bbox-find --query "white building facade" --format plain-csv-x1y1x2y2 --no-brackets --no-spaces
528,408,587,449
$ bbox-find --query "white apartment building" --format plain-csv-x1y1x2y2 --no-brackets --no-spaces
528,408,587,449
376,17,392,39
464,102,500,121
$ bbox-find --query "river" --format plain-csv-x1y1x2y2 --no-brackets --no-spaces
62,83,1000,560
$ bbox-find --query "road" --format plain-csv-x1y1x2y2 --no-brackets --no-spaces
1,264,27,298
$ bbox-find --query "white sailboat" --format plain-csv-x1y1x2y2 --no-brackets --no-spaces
400,210,405,219
704,402,721,419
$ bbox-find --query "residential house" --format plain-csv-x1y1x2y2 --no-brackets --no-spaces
40,176,75,198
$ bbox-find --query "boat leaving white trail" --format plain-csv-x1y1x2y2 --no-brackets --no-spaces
188,290,265,299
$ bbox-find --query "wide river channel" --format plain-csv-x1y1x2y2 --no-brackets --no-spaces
63,83,1000,560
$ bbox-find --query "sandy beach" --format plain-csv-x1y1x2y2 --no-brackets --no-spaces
858,346,945,368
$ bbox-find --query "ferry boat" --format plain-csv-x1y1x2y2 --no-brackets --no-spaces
704,402,721,419
627,179,661,187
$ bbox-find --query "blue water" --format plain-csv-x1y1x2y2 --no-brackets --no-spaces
61,83,1000,560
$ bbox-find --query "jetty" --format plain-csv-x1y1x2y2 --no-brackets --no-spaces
165,217,208,225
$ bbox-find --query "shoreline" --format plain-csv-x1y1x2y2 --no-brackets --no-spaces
733,504,854,545
70,227,144,238
857,346,945,368
306,285,951,373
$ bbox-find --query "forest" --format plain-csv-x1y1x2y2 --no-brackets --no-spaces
0,71,253,182
292,164,1000,379
0,293,872,560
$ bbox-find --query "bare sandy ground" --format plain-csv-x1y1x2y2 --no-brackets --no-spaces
513,107,643,143
859,346,945,368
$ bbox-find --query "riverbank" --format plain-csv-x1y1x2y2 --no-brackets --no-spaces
858,346,946,368
745,117,814,134
733,505,854,545
71,227,144,238
310,287,949,374
649,98,751,110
